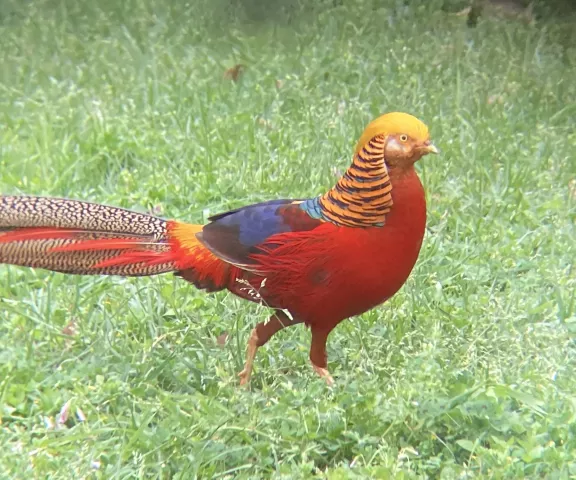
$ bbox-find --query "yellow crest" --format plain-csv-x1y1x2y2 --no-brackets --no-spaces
355,112,430,154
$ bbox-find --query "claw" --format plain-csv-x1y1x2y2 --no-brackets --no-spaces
238,368,251,386
312,365,334,386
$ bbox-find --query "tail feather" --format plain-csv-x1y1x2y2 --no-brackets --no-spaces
0,196,175,276
0,195,240,290
0,196,167,236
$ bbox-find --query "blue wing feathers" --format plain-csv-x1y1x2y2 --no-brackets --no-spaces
197,198,323,266
208,200,294,247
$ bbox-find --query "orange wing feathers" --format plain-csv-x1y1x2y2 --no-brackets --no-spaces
169,221,241,292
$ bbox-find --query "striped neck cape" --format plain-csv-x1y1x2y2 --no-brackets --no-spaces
301,134,393,227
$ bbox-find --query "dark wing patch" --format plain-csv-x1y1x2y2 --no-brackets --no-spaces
198,199,323,267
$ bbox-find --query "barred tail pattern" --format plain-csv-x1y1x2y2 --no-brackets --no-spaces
0,196,176,276
0,196,167,234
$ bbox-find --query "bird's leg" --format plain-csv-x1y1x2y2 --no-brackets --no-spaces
309,327,334,386
238,310,302,386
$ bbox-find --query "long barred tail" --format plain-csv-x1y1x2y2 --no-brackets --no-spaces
0,196,177,276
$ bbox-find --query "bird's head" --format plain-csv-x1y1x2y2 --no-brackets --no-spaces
355,112,438,169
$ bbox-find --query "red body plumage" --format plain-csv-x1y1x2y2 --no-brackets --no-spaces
0,112,437,384
242,169,426,327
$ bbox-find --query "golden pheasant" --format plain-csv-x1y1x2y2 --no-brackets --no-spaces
0,112,437,384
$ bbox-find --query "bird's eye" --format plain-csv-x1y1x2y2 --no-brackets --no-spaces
399,134,408,142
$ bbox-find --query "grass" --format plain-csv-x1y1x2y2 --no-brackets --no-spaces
0,0,575,477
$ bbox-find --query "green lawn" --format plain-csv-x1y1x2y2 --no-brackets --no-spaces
1,0,575,477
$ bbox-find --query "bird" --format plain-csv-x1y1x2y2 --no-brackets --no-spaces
0,112,438,385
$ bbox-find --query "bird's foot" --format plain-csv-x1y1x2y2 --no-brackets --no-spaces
312,365,334,386
238,367,252,386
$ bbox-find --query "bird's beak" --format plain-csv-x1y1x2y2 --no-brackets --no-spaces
419,142,439,155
